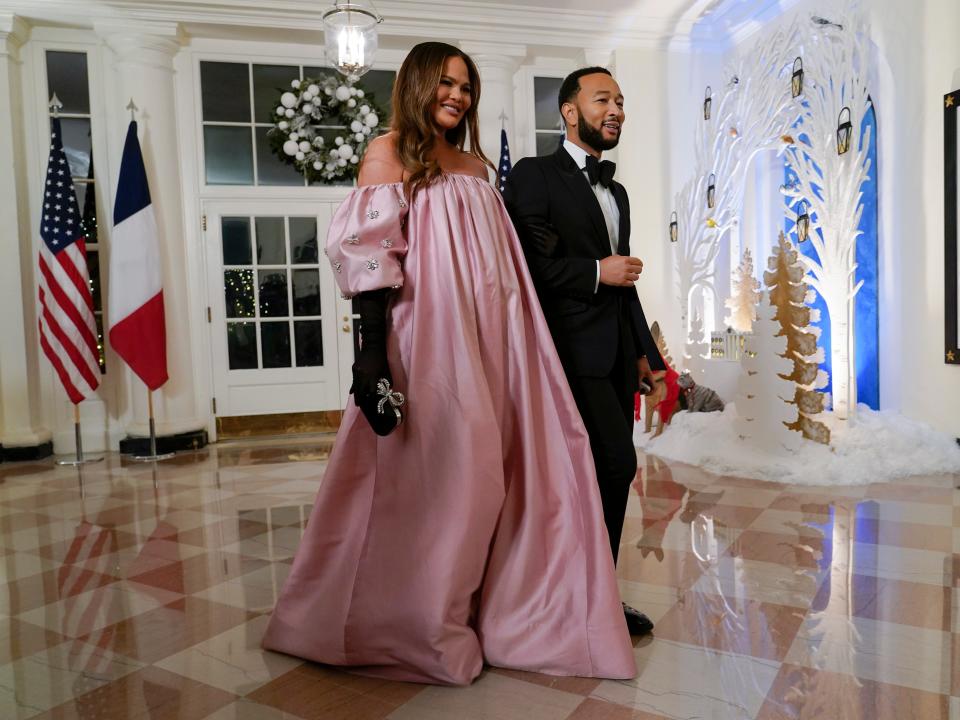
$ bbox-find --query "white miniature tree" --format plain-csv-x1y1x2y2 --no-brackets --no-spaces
735,291,799,453
724,248,761,333
684,310,709,381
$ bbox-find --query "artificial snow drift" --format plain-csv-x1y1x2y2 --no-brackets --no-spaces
634,404,960,485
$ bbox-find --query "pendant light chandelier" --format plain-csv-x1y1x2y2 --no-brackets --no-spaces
323,1,383,80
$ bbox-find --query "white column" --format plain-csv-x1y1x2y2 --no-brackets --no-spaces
458,42,526,167
0,14,51,450
96,21,205,439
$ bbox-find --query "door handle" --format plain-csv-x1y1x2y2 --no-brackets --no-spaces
342,324,351,333
342,315,350,321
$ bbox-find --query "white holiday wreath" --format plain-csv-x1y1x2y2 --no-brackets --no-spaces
269,75,385,183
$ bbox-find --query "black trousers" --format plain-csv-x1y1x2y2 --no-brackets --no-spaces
566,341,638,565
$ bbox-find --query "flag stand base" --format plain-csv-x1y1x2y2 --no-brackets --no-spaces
56,411,103,465
131,393,174,463
56,456,104,466
132,452,174,463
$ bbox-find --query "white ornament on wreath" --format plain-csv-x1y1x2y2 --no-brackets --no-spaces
269,74,386,183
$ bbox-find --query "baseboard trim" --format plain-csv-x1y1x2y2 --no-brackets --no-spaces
118,429,209,456
0,441,54,463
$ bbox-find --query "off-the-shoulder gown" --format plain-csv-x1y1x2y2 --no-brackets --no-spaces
262,173,636,685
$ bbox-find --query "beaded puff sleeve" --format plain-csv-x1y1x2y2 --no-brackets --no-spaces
325,183,409,298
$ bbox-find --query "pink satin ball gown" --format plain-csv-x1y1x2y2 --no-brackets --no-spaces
262,172,636,685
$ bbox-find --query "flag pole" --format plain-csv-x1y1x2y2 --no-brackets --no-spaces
42,92,103,466
133,387,174,462
55,403,104,466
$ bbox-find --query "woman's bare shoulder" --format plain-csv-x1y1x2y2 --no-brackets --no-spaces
358,132,404,185
459,151,491,180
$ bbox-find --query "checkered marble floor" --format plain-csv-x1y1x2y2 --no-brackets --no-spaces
1,438,958,719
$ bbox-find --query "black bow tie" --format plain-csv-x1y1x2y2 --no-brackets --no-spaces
585,155,616,188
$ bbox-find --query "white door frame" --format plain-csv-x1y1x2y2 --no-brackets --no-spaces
202,199,356,419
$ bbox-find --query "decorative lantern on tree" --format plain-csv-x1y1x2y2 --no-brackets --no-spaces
703,86,712,121
791,57,804,98
836,106,853,155
669,211,678,243
795,200,810,242
707,173,716,209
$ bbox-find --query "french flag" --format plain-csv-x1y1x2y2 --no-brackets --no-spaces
108,121,168,390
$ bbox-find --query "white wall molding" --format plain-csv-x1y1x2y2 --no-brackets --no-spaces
0,12,29,60
2,0,664,49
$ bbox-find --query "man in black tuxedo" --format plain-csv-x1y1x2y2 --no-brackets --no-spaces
503,67,664,636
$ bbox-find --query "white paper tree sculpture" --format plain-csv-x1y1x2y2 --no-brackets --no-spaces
765,233,831,445
735,291,799,453
725,248,762,333
671,5,874,423
781,8,872,420
673,19,804,357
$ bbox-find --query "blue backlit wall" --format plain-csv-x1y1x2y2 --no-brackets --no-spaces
855,103,879,410
784,101,879,410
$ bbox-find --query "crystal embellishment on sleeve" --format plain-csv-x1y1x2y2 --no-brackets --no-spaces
333,261,342,273
367,209,380,220
366,259,380,271
381,238,393,248
346,233,359,245
398,197,407,208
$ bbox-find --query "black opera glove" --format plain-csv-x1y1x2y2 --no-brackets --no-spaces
351,288,391,397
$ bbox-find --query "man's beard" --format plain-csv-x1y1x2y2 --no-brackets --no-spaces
577,108,620,152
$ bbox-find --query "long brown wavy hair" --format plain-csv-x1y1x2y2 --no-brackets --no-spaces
389,42,492,197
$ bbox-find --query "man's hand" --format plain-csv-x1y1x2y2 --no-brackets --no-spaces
637,356,656,395
599,255,643,287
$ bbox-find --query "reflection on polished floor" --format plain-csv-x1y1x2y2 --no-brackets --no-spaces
1,438,958,719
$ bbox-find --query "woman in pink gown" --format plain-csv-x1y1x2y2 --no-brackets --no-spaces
262,42,636,686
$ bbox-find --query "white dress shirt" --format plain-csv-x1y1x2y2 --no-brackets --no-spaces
562,139,619,292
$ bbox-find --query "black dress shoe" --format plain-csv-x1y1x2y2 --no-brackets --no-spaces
623,603,654,635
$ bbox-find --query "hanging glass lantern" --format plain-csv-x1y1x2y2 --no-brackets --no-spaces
836,106,853,155
796,201,810,242
707,173,716,209
791,57,804,98
669,211,678,243
703,86,712,121
322,1,383,80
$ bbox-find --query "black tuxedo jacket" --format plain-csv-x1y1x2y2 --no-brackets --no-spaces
503,147,664,378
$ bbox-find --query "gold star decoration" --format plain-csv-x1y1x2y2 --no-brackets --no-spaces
948,350,956,362
946,95,955,108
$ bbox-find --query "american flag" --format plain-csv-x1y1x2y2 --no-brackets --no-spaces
498,127,512,194
37,117,101,404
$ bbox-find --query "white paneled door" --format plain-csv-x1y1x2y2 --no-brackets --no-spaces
203,201,356,417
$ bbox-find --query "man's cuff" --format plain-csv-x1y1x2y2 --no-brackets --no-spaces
594,260,600,293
